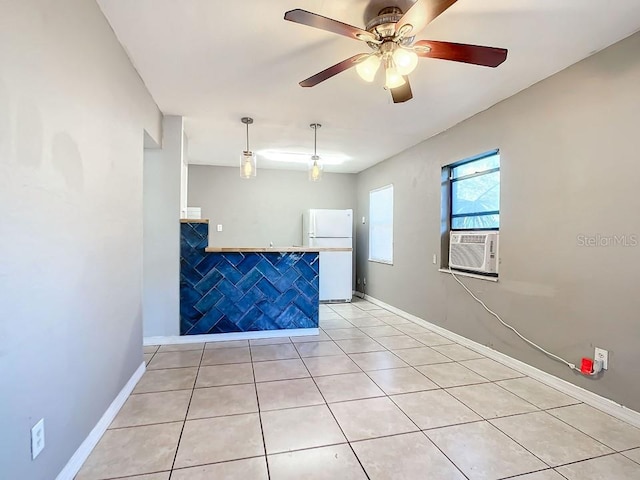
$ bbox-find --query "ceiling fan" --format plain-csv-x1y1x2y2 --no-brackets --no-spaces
284,0,508,103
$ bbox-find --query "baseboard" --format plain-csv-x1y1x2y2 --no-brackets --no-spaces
56,362,146,480
144,328,319,346
363,294,640,429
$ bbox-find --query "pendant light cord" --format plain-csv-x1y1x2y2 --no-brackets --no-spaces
246,122,250,152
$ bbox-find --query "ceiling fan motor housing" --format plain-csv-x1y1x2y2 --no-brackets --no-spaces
366,6,414,45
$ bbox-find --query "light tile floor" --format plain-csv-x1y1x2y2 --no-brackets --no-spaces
79,299,640,480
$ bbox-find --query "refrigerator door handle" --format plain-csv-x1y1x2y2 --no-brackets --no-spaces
310,211,317,239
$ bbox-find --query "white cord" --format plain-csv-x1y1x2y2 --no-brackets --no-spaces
448,268,582,373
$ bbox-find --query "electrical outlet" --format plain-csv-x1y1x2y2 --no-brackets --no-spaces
361,216,366,224
363,278,367,286
432,254,437,265
216,224,223,232
31,418,45,460
594,347,608,370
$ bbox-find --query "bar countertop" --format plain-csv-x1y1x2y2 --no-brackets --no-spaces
204,246,352,253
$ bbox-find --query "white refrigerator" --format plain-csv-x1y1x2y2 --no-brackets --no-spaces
303,209,353,302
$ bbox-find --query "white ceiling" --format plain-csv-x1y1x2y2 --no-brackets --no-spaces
98,0,640,173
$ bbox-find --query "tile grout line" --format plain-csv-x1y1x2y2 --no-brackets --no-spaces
296,340,373,480
620,448,640,466
528,406,635,454
169,454,266,476
105,389,594,434
327,301,640,475
491,377,583,410
249,342,272,480
351,314,554,480
339,303,474,480
485,382,639,456
327,303,473,479
167,345,207,477
430,378,558,472
498,467,569,479
342,366,472,479
540,450,631,472
322,302,640,476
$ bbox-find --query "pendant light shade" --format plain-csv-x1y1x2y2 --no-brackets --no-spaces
240,117,256,179
309,123,323,182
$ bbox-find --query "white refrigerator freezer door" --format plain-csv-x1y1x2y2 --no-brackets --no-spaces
308,209,353,238
308,237,352,302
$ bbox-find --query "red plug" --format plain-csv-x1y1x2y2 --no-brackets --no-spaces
581,357,594,374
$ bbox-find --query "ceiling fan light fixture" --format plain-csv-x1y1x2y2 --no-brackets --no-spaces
393,47,419,75
356,54,381,82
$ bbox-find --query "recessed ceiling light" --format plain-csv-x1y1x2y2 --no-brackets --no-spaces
257,149,349,166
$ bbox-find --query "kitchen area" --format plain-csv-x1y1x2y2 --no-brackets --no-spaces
179,206,355,339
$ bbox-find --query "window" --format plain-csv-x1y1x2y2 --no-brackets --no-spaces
450,151,500,230
369,184,393,264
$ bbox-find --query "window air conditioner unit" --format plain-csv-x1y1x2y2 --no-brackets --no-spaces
449,231,499,274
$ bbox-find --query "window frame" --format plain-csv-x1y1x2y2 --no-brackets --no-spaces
448,149,500,232
368,184,394,265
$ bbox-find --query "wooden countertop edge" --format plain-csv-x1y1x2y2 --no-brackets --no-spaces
204,247,353,253
180,218,209,224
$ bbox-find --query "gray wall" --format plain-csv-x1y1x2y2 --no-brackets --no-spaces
143,116,183,337
356,32,640,411
0,1,161,478
188,165,357,247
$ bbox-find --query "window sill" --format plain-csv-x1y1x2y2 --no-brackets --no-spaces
369,259,393,265
438,268,498,282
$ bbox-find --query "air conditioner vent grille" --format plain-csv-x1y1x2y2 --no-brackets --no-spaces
450,244,486,269
460,235,486,244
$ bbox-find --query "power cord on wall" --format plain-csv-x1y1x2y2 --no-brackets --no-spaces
448,268,602,376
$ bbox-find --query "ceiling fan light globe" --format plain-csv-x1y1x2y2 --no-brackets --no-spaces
356,54,381,82
385,66,406,89
393,48,419,75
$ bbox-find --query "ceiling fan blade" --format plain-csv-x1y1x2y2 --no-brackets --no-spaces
396,0,458,37
390,77,413,103
414,40,508,67
299,54,369,87
284,9,377,42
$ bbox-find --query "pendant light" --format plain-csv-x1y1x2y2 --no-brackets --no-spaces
240,117,256,179
309,123,323,182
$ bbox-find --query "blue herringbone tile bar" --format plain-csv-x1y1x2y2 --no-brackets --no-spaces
180,222,319,335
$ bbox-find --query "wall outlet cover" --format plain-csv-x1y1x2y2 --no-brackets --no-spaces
216,224,223,232
594,347,608,370
31,418,45,460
